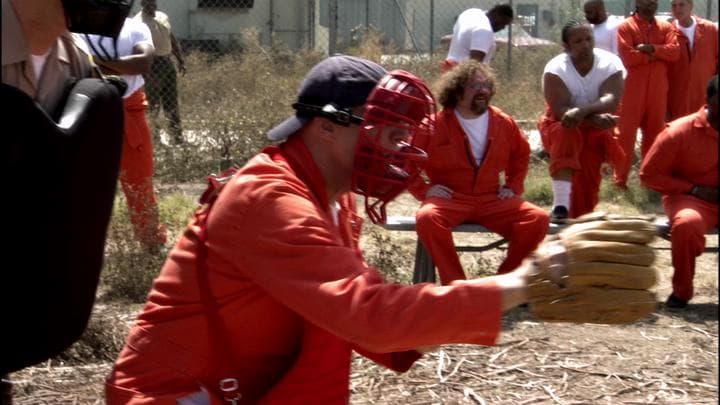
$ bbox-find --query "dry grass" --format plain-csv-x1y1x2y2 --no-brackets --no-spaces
6,37,718,404
8,186,717,404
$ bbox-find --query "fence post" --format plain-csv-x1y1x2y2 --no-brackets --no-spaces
366,0,370,30
429,0,435,55
308,0,315,51
392,0,420,54
268,0,274,47
329,0,338,55
707,0,713,20
506,0,513,77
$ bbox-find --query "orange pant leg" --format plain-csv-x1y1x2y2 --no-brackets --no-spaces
467,198,549,274
538,117,583,176
417,195,549,284
639,81,669,158
667,77,691,121
662,194,718,301
416,197,475,285
538,118,607,218
569,129,606,218
614,93,645,188
121,91,166,250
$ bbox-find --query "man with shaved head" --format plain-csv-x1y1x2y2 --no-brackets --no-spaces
666,0,718,120
584,0,624,55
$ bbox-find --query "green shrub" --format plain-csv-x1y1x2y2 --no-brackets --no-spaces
522,159,553,207
101,192,196,303
362,227,414,284
152,29,324,182
600,168,663,214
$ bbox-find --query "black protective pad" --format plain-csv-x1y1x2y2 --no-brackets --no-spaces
0,79,124,374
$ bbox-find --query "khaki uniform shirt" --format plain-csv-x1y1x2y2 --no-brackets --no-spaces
1,0,97,114
134,10,172,56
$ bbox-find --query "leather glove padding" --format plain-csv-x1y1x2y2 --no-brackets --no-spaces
530,286,657,324
526,213,658,324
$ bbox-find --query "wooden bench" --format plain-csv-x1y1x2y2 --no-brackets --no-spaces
380,216,718,284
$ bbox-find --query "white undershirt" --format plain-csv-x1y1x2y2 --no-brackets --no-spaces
30,50,50,83
455,109,490,165
543,48,625,107
675,16,697,50
592,15,623,55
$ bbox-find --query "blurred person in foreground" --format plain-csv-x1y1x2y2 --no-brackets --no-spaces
1,0,131,399
83,16,168,253
584,0,624,55
538,20,625,222
409,60,549,284
135,0,186,145
613,0,679,189
103,55,538,404
442,4,514,72
640,75,718,309
665,0,718,121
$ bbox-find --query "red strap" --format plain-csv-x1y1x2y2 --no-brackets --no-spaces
194,167,244,403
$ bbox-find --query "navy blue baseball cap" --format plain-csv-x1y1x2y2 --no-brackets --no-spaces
267,55,387,142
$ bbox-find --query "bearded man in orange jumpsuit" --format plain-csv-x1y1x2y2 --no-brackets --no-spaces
104,56,536,404
666,0,718,121
640,75,718,309
538,20,625,221
613,0,679,189
411,60,549,285
83,18,167,252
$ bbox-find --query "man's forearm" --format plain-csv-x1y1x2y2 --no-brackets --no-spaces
95,54,153,75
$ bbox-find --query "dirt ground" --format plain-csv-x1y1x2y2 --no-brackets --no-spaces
7,194,719,405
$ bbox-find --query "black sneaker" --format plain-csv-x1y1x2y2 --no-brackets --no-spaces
550,205,569,224
665,294,688,309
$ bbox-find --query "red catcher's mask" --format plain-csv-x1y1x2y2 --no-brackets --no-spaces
352,70,436,224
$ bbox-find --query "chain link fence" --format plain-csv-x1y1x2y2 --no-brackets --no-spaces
136,0,717,181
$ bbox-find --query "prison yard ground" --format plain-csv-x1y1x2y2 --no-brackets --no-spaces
9,184,718,404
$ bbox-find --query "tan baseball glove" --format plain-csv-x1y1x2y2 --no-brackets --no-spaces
526,213,658,324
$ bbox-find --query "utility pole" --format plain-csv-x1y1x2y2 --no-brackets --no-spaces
506,0,513,77
706,0,713,20
329,0,337,55
429,0,435,55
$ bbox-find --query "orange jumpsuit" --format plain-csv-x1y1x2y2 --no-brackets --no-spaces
666,17,718,120
106,136,505,404
411,107,550,284
120,89,166,250
538,109,624,218
614,13,679,188
639,107,718,302
440,59,457,74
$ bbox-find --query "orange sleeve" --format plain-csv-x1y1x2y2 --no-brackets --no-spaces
704,21,719,74
210,175,503,354
639,127,694,195
504,119,530,195
407,173,430,201
617,22,648,68
652,24,680,62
